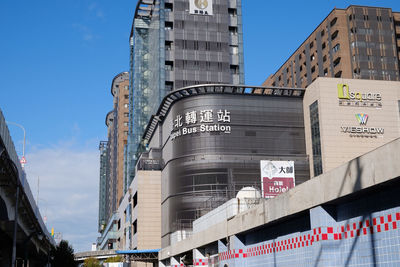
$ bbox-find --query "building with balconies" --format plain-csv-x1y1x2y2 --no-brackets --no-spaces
263,5,400,89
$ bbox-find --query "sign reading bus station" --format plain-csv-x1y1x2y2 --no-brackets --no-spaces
171,109,231,140
260,161,295,198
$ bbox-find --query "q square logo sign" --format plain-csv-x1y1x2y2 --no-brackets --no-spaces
189,0,213,15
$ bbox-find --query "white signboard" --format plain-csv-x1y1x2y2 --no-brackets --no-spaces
189,0,213,15
260,161,295,198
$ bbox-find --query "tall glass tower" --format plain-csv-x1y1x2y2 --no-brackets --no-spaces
127,0,245,183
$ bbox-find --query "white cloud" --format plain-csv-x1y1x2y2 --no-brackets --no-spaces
25,144,100,252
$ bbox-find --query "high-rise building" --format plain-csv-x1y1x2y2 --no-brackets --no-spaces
98,141,109,232
263,5,400,88
98,72,130,233
127,0,245,181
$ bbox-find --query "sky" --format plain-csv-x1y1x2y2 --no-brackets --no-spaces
1,0,400,253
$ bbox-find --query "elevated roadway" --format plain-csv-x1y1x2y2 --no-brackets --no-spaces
0,109,55,266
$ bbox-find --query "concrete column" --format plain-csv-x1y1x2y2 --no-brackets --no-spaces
310,206,337,229
229,235,246,266
193,248,206,266
170,256,179,266
309,205,339,265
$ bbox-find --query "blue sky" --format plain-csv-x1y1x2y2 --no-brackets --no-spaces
1,0,399,252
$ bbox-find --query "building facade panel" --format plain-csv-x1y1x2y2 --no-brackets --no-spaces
303,77,400,177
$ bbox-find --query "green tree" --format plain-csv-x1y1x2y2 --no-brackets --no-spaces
104,255,123,262
83,257,102,267
51,240,78,267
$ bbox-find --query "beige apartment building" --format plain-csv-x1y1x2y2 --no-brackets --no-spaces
303,77,400,177
263,5,400,88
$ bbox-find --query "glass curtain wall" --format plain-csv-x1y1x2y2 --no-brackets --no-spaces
127,0,165,184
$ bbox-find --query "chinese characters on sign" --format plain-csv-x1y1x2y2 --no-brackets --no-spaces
260,161,295,198
171,109,231,140
189,0,213,15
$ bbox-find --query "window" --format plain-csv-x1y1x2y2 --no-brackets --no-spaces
124,112,129,117
333,57,341,67
309,42,314,49
324,68,328,76
229,26,238,35
323,55,327,62
330,17,337,27
133,192,138,208
311,66,316,73
331,30,338,41
230,65,239,74
332,43,340,53
322,42,326,50
321,29,325,37
310,101,323,176
299,65,303,72
165,61,173,71
133,220,137,234
124,103,129,108
124,122,129,126
165,2,173,12
124,131,128,136
310,54,315,61
165,41,172,50
334,71,342,77
165,21,173,30
124,95,129,99
228,8,237,16
124,85,129,90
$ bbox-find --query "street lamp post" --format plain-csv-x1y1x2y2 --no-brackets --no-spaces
6,121,26,167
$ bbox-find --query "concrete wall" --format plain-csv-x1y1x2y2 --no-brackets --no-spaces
111,170,161,252
135,171,161,250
